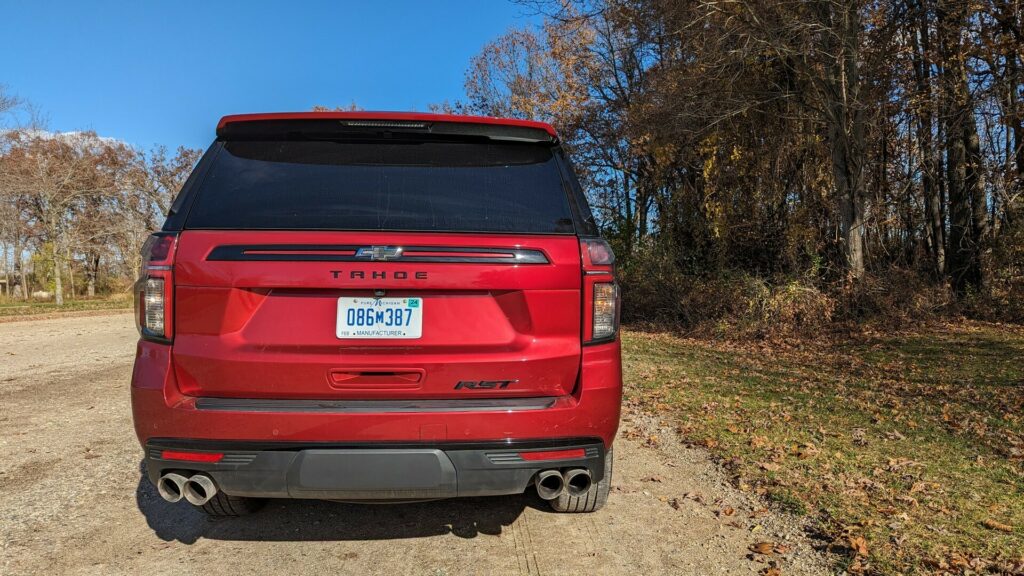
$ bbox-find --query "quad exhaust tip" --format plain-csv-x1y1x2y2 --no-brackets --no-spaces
158,472,218,506
564,468,592,497
535,470,564,500
183,474,218,506
156,472,188,503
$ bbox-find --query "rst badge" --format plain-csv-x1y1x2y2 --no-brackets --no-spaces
454,380,518,390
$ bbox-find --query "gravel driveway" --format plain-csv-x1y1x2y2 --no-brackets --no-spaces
0,313,833,575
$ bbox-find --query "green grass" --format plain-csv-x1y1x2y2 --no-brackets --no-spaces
622,323,1024,574
0,294,133,317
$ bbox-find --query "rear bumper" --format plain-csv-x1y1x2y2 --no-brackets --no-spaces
145,438,606,499
131,339,622,491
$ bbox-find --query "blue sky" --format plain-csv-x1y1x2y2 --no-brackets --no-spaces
1,1,537,150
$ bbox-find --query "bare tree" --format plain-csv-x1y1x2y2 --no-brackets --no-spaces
0,131,121,305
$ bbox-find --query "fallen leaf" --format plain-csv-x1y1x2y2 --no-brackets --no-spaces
750,541,776,555
748,508,769,519
896,495,919,507
750,435,770,448
793,442,819,459
847,535,869,557
982,518,1014,533
720,506,736,517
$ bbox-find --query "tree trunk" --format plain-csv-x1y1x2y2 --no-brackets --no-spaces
910,0,945,274
17,252,27,300
86,253,99,297
963,110,988,256
53,251,63,306
835,146,866,278
66,245,76,301
2,243,8,297
947,116,975,293
823,0,867,279
939,0,985,295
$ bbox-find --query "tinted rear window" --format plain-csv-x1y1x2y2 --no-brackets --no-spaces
185,140,575,234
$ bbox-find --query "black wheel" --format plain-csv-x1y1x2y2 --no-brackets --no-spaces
199,492,266,516
550,446,613,513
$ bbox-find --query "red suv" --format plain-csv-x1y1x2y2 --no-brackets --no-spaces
131,112,621,516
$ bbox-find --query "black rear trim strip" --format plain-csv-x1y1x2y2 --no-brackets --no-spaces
206,244,549,264
194,396,558,413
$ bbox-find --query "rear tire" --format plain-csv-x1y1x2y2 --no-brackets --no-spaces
198,492,266,517
550,446,613,513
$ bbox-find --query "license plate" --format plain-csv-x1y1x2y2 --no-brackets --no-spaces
335,297,422,339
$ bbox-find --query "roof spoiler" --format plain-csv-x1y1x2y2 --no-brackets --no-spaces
216,112,558,144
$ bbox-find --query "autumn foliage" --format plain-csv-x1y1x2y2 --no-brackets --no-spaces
459,0,1024,335
0,113,200,302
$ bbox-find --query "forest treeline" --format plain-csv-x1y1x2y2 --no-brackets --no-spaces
443,0,1023,332
0,92,200,304
3,0,1021,330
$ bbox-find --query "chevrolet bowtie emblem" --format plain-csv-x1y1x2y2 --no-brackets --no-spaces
356,246,403,261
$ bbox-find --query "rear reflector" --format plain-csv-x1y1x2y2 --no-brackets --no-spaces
518,448,586,461
160,450,224,463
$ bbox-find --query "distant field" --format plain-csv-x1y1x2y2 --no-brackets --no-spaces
0,294,133,318
622,323,1024,574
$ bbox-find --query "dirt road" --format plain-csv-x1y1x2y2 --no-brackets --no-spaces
0,314,833,575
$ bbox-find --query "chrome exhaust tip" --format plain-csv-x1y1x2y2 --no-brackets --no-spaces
535,470,564,500
183,474,218,506
564,468,592,497
156,472,189,503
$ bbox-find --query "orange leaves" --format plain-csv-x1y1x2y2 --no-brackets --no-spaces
749,435,770,449
847,535,870,557
982,518,1014,533
749,541,776,555
792,442,819,460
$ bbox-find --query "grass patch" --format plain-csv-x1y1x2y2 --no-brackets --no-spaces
0,294,132,317
622,322,1024,574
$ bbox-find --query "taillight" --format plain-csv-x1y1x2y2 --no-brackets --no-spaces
585,239,615,266
581,239,619,343
135,232,177,343
592,282,619,339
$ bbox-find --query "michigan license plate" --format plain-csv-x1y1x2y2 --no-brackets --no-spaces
335,297,423,339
